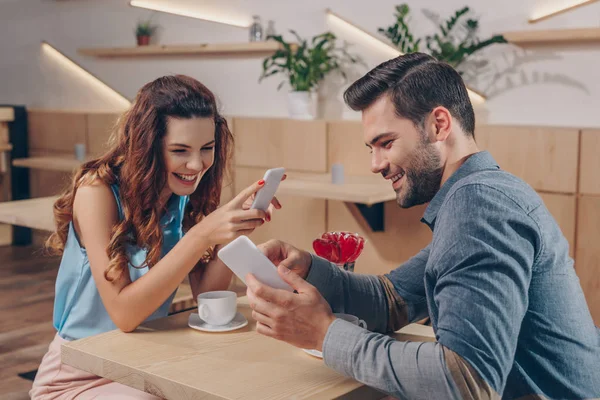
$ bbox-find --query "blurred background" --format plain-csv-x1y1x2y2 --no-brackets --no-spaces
1,0,599,397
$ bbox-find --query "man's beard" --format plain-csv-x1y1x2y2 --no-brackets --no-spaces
397,141,443,208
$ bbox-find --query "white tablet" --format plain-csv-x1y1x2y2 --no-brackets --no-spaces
218,235,294,292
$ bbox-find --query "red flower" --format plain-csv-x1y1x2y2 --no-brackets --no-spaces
312,231,365,264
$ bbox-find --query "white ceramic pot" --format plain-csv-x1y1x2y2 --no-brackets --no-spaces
287,91,317,120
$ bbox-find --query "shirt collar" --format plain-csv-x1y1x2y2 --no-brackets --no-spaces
421,151,499,229
160,194,181,225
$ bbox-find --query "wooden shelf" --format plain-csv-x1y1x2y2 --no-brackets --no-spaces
0,196,58,231
78,42,291,58
0,108,14,122
0,144,12,152
278,173,395,205
13,156,82,172
504,28,600,46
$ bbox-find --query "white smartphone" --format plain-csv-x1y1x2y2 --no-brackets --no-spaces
218,235,293,292
250,167,285,212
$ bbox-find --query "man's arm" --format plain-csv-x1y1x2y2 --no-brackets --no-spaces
321,184,536,398
306,244,431,333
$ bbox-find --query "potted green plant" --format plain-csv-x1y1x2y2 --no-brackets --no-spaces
135,18,158,46
260,30,359,119
379,4,506,71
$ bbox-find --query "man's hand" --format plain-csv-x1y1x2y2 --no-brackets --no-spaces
257,240,312,279
246,265,335,351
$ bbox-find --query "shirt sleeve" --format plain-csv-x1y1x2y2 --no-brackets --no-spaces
306,244,432,334
320,183,537,398
306,254,390,333
385,244,431,325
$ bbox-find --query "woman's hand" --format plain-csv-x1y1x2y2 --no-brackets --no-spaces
196,180,269,246
241,174,286,222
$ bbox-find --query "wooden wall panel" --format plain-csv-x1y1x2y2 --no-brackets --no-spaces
220,116,236,206
0,121,11,244
86,113,119,157
327,121,372,177
575,195,600,326
233,118,327,172
234,167,326,253
579,129,600,195
327,200,431,275
476,125,579,193
0,122,8,144
539,193,576,257
27,150,72,198
28,110,87,153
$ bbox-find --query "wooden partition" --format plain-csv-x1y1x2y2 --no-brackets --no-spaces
579,129,600,195
327,121,371,176
86,113,120,157
234,118,327,172
577,129,600,324
18,112,600,324
0,108,14,244
476,125,580,193
476,125,579,255
25,110,118,242
232,118,328,252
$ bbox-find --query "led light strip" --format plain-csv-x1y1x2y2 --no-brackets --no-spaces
529,0,599,23
41,41,132,108
325,9,486,104
129,0,250,28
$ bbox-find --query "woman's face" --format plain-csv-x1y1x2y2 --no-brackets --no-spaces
162,116,216,198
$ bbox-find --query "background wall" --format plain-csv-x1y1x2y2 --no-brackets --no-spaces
0,0,599,127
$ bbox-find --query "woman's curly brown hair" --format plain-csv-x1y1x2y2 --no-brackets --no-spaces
45,75,233,281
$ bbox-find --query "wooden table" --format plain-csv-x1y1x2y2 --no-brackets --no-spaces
62,297,434,399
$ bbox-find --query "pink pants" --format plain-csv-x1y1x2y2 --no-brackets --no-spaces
30,333,161,399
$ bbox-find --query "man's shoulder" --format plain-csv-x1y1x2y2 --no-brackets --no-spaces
445,169,543,215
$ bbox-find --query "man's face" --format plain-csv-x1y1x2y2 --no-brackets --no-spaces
363,95,444,208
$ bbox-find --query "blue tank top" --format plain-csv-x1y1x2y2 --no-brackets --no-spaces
53,184,188,340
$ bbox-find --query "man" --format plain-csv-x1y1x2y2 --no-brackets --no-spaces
245,53,600,399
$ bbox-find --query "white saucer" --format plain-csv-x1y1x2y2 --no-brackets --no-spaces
188,311,248,333
302,348,323,359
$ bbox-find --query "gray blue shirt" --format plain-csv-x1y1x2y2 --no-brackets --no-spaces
307,151,600,399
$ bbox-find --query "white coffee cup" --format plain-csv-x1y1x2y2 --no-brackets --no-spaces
197,291,237,326
334,313,367,329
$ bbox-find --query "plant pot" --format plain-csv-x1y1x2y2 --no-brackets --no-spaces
137,35,150,46
287,91,317,120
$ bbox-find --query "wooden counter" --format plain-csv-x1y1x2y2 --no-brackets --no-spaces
12,156,83,172
279,173,395,205
0,196,57,231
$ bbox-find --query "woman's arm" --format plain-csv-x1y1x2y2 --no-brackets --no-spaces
75,181,265,333
75,183,212,332
188,245,234,300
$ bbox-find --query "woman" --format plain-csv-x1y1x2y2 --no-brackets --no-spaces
30,75,281,398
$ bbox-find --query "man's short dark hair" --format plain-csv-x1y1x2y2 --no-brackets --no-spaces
344,52,475,137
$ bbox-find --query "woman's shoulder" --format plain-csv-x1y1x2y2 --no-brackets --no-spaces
73,180,119,220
